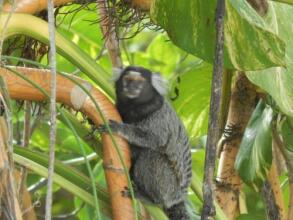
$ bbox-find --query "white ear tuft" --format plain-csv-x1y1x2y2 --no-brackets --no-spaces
111,67,123,82
152,73,168,96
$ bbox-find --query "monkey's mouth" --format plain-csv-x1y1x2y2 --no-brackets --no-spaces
123,88,141,99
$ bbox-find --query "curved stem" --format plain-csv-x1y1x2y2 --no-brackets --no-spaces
0,66,135,220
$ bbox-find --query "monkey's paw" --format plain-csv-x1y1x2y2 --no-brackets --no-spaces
97,120,120,134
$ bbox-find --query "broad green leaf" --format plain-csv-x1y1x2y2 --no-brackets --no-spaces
146,34,181,74
172,62,211,143
30,121,93,156
151,0,285,70
13,147,111,217
57,4,103,57
236,214,266,220
235,101,273,189
57,109,103,156
142,204,168,220
277,117,293,173
0,13,114,98
55,4,112,74
131,34,182,75
271,0,293,5
278,117,293,152
14,146,108,198
246,4,293,117
192,150,205,182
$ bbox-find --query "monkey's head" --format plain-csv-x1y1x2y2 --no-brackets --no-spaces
113,66,168,104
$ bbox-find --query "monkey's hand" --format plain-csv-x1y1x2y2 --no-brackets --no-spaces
97,120,121,134
121,186,132,198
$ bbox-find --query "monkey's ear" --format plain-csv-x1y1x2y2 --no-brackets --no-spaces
111,67,124,82
152,73,168,96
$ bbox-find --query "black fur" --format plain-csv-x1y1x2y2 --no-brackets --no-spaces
115,66,164,123
165,201,190,220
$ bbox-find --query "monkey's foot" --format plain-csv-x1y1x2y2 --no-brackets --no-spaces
217,123,242,156
223,123,241,141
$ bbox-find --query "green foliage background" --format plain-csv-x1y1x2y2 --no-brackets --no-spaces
0,0,292,219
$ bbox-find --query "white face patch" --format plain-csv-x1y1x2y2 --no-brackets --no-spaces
127,71,142,77
112,67,123,82
152,73,168,96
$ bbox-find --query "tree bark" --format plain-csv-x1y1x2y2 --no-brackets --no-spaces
97,0,123,68
216,72,256,220
263,162,286,220
3,0,78,14
121,0,152,11
215,1,269,220
201,0,226,219
14,170,37,220
0,96,23,220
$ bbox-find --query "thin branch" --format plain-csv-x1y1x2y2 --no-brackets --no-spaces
97,0,122,68
0,85,22,220
262,161,287,220
262,181,281,220
18,101,31,205
45,0,57,219
201,0,226,219
273,123,293,220
265,161,286,220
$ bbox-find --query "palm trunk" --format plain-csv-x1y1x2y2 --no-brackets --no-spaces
3,0,77,14
216,72,256,219
0,66,135,220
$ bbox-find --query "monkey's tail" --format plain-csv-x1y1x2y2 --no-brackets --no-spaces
165,201,190,220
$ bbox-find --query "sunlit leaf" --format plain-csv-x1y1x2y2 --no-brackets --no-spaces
236,213,266,220
246,4,293,117
30,121,93,156
172,62,211,143
151,0,285,70
147,34,181,74
278,117,293,152
56,4,109,73
13,147,111,217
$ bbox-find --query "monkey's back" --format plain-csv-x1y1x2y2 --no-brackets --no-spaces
130,101,192,208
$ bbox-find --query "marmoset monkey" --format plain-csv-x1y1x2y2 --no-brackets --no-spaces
99,66,192,220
